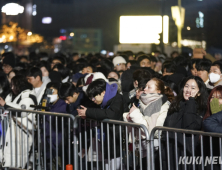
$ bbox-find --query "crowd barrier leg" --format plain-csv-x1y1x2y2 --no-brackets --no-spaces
56,116,58,170
37,114,41,170
0,108,76,170
73,117,78,170
219,137,222,170
119,125,123,170
101,122,104,170
32,113,35,170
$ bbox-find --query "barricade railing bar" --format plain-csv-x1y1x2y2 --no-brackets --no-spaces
73,116,150,170
0,107,151,170
2,107,222,170
150,126,222,170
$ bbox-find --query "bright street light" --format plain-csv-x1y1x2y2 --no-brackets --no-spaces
9,36,13,40
27,32,32,36
70,32,75,37
1,3,24,15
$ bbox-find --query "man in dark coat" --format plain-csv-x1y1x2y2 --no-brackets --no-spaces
59,82,95,116
77,78,124,169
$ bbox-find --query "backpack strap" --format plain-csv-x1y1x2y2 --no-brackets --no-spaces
16,96,22,104
29,94,38,106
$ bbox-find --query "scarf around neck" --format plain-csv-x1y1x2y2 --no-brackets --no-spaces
140,93,163,117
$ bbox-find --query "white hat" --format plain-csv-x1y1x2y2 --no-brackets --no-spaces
82,72,108,92
112,56,126,67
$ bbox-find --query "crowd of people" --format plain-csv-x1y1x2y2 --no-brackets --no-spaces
0,50,221,169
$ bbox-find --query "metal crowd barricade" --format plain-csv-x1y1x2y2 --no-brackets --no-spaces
0,107,75,170
5,107,222,170
73,116,150,170
0,107,151,170
150,126,222,170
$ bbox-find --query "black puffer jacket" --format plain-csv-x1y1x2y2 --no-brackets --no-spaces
86,93,124,159
161,98,205,170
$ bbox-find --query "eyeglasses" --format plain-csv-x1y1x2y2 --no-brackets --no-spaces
116,63,125,66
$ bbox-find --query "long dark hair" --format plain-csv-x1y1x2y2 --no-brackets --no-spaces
168,76,208,115
0,71,10,99
11,75,33,97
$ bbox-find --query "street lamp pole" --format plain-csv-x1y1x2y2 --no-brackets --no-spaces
178,0,182,48
161,0,165,53
172,0,185,50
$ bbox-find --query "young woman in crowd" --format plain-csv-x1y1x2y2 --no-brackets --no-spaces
202,85,222,170
0,75,37,168
123,78,174,169
203,85,222,120
162,76,208,170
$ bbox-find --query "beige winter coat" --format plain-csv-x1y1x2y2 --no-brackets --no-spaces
123,96,170,142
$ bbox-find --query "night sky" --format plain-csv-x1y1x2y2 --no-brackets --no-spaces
1,0,222,50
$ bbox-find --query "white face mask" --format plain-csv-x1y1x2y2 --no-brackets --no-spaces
47,94,58,103
209,73,221,83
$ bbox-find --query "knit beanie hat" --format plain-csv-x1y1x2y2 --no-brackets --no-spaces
112,56,126,67
2,53,15,68
82,72,108,92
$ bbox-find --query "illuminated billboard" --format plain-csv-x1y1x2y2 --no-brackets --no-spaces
42,17,52,24
119,16,169,44
1,3,24,15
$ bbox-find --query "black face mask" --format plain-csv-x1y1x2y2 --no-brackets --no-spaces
108,78,118,82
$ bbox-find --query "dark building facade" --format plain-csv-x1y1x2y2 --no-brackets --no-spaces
1,0,221,50
32,0,177,50
203,0,222,49
182,0,205,42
